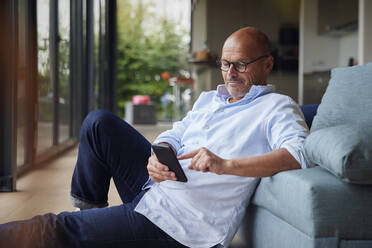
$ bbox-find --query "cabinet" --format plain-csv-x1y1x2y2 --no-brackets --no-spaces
125,103,157,124
318,0,358,36
303,71,330,105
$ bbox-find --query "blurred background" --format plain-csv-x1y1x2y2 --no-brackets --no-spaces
1,1,371,245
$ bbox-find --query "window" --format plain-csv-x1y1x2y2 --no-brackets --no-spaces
37,0,53,153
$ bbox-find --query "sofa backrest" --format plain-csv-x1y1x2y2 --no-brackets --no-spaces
304,62,372,184
311,62,372,132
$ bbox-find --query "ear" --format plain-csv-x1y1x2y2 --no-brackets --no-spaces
265,56,274,73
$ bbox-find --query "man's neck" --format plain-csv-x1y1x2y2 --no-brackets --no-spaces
228,97,243,103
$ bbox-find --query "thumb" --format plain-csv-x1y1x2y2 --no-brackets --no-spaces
177,149,199,160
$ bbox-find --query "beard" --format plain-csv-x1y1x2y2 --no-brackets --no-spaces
225,71,265,98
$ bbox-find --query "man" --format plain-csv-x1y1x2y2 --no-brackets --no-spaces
0,27,310,248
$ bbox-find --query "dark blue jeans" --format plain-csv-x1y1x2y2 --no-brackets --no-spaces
0,110,187,248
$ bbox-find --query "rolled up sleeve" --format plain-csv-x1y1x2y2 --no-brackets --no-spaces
266,97,313,169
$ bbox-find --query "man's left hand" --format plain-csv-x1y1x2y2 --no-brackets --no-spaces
178,147,229,175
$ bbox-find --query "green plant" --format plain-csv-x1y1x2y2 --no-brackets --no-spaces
117,0,189,119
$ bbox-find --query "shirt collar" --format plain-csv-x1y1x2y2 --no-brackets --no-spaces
216,84,274,104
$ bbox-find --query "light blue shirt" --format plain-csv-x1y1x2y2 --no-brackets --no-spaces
135,85,311,248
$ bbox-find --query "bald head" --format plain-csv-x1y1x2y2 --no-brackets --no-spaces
220,27,274,102
223,27,271,56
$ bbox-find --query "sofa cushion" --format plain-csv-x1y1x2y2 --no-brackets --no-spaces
305,62,372,183
304,125,372,184
311,62,372,132
251,166,372,239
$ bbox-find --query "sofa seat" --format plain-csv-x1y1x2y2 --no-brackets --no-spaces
250,166,372,239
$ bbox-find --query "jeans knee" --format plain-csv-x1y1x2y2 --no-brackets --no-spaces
86,109,114,124
80,110,112,140
81,110,115,132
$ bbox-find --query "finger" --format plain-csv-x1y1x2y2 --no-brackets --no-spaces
201,157,212,172
155,162,170,171
149,154,159,162
177,149,200,160
147,159,165,172
149,170,177,182
200,162,210,172
148,157,177,180
147,164,170,174
188,153,199,170
149,172,173,183
194,158,205,172
189,153,210,172
149,173,163,183
189,149,205,169
147,163,170,180
151,154,170,171
148,168,176,179
151,159,169,171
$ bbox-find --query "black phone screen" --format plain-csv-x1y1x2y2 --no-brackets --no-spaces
151,144,188,182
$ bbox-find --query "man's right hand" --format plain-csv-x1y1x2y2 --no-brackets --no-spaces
147,153,177,183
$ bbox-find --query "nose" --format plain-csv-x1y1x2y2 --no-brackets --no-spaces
227,64,238,76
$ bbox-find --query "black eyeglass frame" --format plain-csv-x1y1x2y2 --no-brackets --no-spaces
217,55,269,73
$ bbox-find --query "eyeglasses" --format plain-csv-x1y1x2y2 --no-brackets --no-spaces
217,55,269,73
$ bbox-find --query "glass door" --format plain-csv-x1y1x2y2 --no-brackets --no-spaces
37,0,54,153
36,0,73,155
17,0,28,168
58,0,71,143
16,0,36,172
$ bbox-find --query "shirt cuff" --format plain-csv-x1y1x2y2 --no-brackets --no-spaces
281,144,314,169
153,138,181,154
141,176,155,190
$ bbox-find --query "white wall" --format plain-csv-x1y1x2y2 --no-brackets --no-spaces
359,0,372,64
299,0,359,104
301,0,341,73
191,0,207,53
301,0,360,72
339,32,358,67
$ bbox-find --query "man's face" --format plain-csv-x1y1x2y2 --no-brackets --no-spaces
221,37,271,100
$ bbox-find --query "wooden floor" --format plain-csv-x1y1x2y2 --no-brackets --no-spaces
0,122,246,247
0,123,173,223
0,147,94,223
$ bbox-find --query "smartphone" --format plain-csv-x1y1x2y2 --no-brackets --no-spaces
151,144,188,182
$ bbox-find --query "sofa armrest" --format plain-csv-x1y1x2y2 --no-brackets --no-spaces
250,166,372,238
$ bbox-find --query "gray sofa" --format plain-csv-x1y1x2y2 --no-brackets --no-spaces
239,63,372,248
